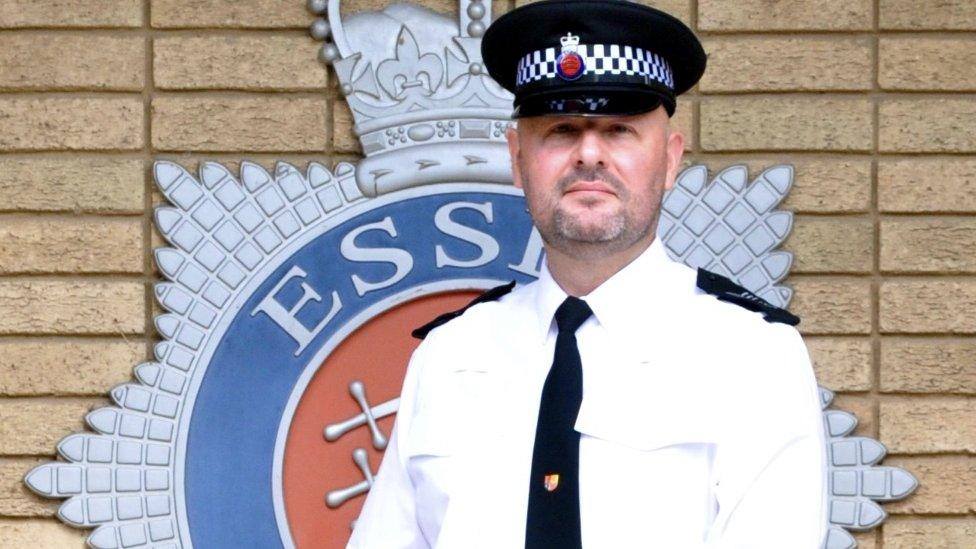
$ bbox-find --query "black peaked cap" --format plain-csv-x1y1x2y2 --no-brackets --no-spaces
481,0,706,117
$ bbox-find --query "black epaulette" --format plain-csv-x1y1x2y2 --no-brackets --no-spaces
411,281,517,340
696,268,800,326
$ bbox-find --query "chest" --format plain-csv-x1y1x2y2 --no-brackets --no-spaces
407,330,727,547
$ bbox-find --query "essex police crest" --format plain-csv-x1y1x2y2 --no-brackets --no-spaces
24,2,916,548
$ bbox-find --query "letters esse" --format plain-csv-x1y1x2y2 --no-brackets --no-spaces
250,200,545,356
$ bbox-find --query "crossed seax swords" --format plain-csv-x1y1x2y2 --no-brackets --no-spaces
323,381,400,512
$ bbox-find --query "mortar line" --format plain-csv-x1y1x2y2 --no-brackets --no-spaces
142,0,154,381
871,1,883,545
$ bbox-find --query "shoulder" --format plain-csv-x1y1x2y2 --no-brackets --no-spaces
411,279,538,341
672,267,808,379
680,273,815,428
688,271,804,361
656,262,799,338
694,268,799,327
411,281,517,340
403,281,537,398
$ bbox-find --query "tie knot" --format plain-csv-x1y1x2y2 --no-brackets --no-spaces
554,296,593,333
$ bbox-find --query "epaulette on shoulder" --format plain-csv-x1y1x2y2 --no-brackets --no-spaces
696,268,799,326
411,281,517,340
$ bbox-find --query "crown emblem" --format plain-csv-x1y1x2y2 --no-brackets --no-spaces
556,32,585,81
560,32,580,51
308,0,514,197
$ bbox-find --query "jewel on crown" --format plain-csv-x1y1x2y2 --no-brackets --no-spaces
308,0,515,196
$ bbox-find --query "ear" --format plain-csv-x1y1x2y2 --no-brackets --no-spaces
506,125,523,189
662,128,685,192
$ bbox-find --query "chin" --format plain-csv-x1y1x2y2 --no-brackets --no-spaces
556,218,626,243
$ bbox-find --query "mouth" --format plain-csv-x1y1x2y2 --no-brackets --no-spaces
564,181,617,196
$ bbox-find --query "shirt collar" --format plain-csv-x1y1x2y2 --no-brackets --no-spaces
531,238,687,344
531,254,570,344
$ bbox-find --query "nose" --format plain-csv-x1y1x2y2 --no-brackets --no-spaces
575,128,607,170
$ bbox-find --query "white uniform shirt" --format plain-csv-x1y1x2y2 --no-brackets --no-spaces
349,239,827,548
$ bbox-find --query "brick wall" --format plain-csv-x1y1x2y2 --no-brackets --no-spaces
1,0,974,546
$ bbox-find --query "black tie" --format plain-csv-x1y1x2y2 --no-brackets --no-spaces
525,297,593,549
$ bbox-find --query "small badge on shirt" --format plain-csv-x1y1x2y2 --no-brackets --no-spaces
543,474,560,492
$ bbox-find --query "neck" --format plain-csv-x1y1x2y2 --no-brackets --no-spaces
545,235,655,296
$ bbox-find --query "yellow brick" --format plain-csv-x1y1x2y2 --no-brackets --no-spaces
881,37,976,91
881,0,976,30
883,517,976,548
489,0,511,18
348,0,453,14
345,0,515,18
333,98,361,154
0,398,107,455
699,0,872,31
151,0,308,28
0,96,143,151
806,336,872,392
880,99,976,153
789,277,871,335
152,95,327,152
853,532,878,549
0,339,143,396
882,338,976,394
0,458,57,516
0,158,145,213
830,393,876,437
881,280,976,334
694,157,871,213
0,0,142,27
881,218,976,273
636,1,691,23
701,37,872,92
700,97,873,152
885,456,976,514
879,159,976,213
880,397,976,453
491,0,508,17
785,158,872,213
0,280,144,335
513,0,690,23
154,35,327,90
0,34,144,90
786,217,873,273
0,217,143,274
0,519,86,547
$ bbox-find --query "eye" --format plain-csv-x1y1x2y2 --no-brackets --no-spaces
542,123,580,140
607,124,635,135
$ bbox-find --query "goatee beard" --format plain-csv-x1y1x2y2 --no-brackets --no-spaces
549,166,633,247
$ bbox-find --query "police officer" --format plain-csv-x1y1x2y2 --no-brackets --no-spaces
349,1,827,547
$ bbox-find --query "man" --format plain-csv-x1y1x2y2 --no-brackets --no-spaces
349,1,827,547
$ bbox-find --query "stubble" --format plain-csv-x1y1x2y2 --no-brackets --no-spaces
522,163,666,258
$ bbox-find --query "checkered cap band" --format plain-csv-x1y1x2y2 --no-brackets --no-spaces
515,44,675,89
547,97,610,113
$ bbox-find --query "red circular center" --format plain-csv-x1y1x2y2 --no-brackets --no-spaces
282,291,479,548
560,54,582,76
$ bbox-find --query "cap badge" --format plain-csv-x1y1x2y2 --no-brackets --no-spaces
556,32,585,81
